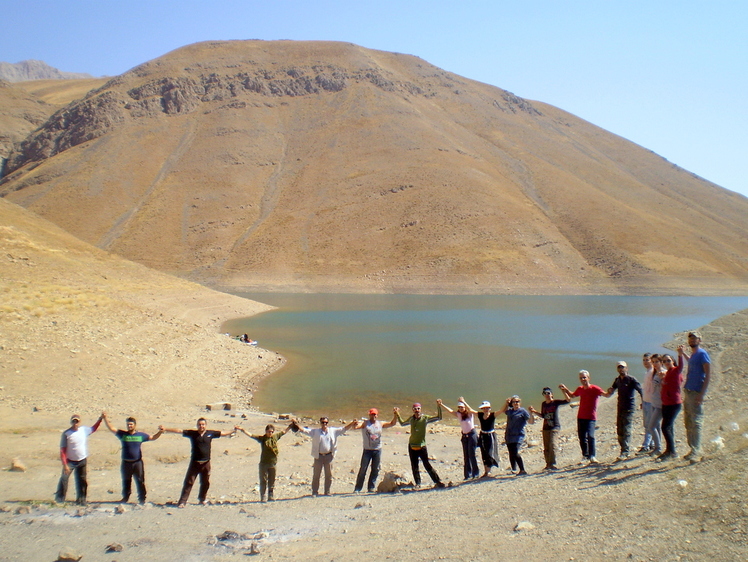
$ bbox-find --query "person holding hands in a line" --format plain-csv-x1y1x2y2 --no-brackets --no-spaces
102,412,162,504
159,418,236,507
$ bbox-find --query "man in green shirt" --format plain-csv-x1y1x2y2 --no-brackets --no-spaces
237,422,294,502
395,399,446,489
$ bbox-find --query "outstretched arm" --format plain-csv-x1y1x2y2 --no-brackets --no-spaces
219,427,237,437
158,426,183,434
149,427,163,441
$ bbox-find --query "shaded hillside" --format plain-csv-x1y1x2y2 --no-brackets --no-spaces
0,59,92,82
1,40,747,294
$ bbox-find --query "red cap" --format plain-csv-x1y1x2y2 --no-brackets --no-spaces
369,408,378,415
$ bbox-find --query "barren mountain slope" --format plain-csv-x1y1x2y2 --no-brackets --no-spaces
0,197,279,416
0,81,53,165
1,40,747,294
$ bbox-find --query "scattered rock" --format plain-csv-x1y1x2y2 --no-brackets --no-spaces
14,505,31,515
677,480,688,488
9,458,26,472
377,471,408,493
354,501,371,509
56,549,82,561
216,530,241,541
514,521,535,532
248,542,260,555
105,543,123,553
114,504,127,514
206,402,232,411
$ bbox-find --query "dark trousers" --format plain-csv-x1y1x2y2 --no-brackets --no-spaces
355,449,381,492
179,460,211,504
258,462,276,499
661,403,682,455
460,429,480,479
506,442,525,472
616,409,635,454
55,458,88,503
542,429,560,467
577,418,596,459
121,459,146,503
408,446,442,486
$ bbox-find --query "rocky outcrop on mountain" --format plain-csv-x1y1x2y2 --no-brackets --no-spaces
0,60,92,83
0,80,54,175
5,60,539,174
1,40,747,295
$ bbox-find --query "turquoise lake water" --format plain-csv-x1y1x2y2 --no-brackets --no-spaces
223,295,748,419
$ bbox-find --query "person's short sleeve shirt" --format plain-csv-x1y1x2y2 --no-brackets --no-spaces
116,430,150,461
572,385,605,420
183,429,221,462
685,348,711,392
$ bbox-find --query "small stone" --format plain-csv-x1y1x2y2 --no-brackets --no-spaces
354,501,371,509
9,458,26,472
248,542,260,555
105,543,123,553
514,521,535,531
677,480,688,488
114,504,127,514
14,505,31,515
56,548,82,561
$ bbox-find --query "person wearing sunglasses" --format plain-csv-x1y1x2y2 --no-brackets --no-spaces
295,416,357,496
658,346,686,462
498,395,535,475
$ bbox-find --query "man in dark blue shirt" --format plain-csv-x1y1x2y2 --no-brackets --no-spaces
103,413,162,504
606,361,643,460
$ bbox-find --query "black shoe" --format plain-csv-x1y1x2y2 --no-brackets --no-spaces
435,482,446,489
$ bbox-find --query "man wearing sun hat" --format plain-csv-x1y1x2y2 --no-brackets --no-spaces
55,412,104,505
352,407,399,493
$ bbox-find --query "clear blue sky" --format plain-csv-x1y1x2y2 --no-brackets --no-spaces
3,0,746,198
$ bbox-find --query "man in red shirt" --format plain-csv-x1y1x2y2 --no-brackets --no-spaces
560,370,606,464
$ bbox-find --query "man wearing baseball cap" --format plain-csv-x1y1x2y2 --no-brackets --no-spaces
55,413,104,505
606,361,643,461
352,408,398,493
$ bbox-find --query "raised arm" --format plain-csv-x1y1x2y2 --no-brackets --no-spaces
149,427,163,441
458,397,479,415
343,419,358,432
102,412,118,434
558,384,574,401
440,400,458,418
219,427,237,437
382,410,399,429
497,398,510,415
91,414,104,433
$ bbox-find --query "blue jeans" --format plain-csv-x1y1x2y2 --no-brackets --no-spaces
577,419,596,459
354,449,381,492
661,403,682,456
641,402,653,449
646,406,663,451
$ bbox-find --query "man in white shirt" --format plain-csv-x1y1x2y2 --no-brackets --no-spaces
55,413,103,505
295,416,356,496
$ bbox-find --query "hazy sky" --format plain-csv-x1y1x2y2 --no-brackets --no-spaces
3,0,746,198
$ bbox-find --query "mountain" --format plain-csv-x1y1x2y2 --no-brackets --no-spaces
1,40,747,294
0,60,93,82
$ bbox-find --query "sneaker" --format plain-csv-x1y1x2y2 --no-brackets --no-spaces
656,452,674,462
649,448,661,457
549,465,559,470
177,503,186,508
683,451,696,461
517,470,528,476
434,482,446,489
588,457,599,464
636,447,649,455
